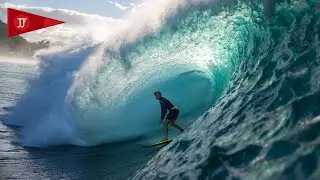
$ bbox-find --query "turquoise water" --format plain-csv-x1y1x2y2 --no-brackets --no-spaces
131,0,320,179
1,0,320,179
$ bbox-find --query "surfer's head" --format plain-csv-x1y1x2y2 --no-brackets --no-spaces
154,91,162,100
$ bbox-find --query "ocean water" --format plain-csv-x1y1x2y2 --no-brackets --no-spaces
1,0,320,179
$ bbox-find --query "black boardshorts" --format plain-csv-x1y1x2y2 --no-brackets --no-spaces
166,108,179,121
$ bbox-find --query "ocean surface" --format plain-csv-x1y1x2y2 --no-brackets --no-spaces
1,0,320,179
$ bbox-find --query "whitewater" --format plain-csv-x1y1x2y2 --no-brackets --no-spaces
1,0,320,179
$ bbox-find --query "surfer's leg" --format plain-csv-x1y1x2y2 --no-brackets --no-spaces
169,121,184,133
162,119,169,141
168,109,183,133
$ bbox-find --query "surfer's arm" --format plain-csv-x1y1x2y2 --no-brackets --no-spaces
160,103,166,120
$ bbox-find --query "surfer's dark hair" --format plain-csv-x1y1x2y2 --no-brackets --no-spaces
154,91,161,96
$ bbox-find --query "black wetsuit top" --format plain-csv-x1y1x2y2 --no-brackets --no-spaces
159,97,175,120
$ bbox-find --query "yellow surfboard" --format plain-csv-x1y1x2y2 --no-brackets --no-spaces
146,139,173,147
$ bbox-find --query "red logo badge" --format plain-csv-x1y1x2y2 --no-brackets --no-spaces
7,8,65,37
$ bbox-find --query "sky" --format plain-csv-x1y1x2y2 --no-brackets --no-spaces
1,0,139,18
0,0,144,44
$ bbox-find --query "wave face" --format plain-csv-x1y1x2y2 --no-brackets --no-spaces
129,0,320,180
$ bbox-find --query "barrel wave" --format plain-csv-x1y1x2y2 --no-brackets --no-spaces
3,0,320,179
67,0,252,145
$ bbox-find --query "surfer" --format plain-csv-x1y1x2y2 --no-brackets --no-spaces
154,91,184,141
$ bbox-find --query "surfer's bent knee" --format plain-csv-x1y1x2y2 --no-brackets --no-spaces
167,119,175,125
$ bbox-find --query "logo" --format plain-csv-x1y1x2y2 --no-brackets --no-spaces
7,8,65,37
14,15,30,31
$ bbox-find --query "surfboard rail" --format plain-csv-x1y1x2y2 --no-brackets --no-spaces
145,139,173,147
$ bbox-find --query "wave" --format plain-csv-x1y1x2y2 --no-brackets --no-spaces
131,0,320,179
2,0,318,153
2,0,242,146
